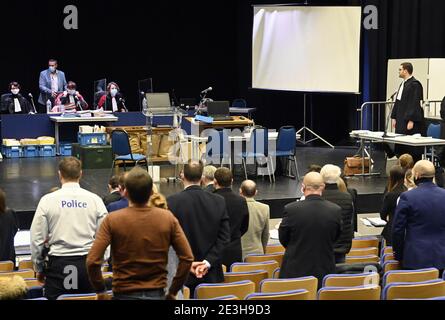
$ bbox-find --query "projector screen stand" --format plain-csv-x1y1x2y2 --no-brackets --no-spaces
296,93,335,149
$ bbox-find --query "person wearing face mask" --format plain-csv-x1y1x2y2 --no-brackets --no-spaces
38,59,67,113
97,82,126,112
392,160,445,275
55,81,88,111
0,82,31,114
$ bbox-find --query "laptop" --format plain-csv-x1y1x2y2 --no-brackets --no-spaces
207,101,232,121
146,93,174,113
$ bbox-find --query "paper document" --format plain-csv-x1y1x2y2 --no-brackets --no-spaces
366,217,387,227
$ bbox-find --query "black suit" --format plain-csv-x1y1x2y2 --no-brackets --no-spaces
214,188,249,268
167,185,230,294
380,184,407,245
391,77,425,161
1,93,31,114
279,195,342,287
102,191,122,207
0,209,18,262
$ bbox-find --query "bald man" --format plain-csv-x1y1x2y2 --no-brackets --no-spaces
393,160,445,273
279,173,342,287
239,180,270,259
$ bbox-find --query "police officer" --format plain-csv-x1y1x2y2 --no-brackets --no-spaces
31,157,108,300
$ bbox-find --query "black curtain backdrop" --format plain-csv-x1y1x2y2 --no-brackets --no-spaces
2,0,445,144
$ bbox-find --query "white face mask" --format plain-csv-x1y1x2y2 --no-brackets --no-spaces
11,89,19,95
110,88,118,97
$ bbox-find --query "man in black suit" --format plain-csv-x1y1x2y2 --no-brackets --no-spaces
391,62,425,161
167,161,230,296
214,168,249,268
279,172,342,288
202,165,217,193
102,174,122,206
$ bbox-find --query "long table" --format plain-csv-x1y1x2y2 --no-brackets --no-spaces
350,130,445,175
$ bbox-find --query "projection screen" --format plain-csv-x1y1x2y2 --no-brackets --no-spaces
252,6,361,93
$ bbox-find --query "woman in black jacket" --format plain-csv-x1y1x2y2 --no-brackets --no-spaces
380,165,407,245
0,189,18,262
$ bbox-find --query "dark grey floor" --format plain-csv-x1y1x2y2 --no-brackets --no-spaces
0,146,388,223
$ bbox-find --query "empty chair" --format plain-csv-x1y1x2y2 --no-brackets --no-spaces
57,293,98,300
323,273,380,288
232,98,247,108
18,260,33,271
345,255,379,264
183,286,190,300
381,253,395,264
383,260,401,273
265,244,285,254
270,126,299,180
224,270,268,292
273,268,280,279
347,247,378,257
383,279,445,300
427,123,441,138
111,129,148,174
0,269,35,279
318,285,381,300
231,261,279,278
244,253,284,267
383,268,440,287
260,277,318,300
245,289,309,300
0,261,14,272
351,237,379,249
207,295,239,300
195,281,255,300
381,246,393,256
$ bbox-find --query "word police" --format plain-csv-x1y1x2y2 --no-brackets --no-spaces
62,200,87,209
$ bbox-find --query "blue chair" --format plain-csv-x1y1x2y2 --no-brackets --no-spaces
205,129,232,169
426,123,441,164
271,126,300,180
245,289,309,300
111,129,148,174
382,279,445,300
240,127,274,183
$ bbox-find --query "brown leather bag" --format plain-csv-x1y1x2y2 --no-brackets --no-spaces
344,156,370,176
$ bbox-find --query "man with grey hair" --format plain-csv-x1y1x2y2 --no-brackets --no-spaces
239,180,270,259
202,165,217,193
279,172,342,287
320,164,353,264
393,160,445,274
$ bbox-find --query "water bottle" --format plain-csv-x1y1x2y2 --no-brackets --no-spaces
46,100,52,114
142,97,148,115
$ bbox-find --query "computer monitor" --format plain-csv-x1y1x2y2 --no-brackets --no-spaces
207,101,230,118
146,93,171,108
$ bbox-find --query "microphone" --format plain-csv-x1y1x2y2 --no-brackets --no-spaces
28,93,38,114
119,98,128,112
201,87,212,94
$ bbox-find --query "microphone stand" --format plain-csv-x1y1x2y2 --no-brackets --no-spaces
195,91,208,116
382,94,397,138
28,94,38,114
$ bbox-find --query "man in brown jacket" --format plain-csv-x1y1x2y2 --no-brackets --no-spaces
87,167,194,300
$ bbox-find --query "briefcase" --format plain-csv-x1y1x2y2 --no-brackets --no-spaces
344,156,370,176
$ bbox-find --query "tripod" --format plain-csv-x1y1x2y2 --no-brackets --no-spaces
296,93,335,149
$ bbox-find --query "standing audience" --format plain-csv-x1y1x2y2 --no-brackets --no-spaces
30,157,108,300
214,168,250,269
0,189,18,262
87,167,193,300
279,172,342,288
380,165,407,245
320,165,353,264
167,161,230,296
239,180,270,259
202,165,217,193
393,160,445,274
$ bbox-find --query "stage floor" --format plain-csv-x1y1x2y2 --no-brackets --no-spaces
0,146,388,228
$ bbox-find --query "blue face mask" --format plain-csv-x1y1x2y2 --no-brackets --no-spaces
49,66,56,73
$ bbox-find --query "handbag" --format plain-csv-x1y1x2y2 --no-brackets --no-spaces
344,156,370,176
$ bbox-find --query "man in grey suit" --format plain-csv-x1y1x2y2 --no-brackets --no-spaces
38,59,67,111
239,180,270,260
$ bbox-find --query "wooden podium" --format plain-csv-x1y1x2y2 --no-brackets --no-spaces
183,116,254,134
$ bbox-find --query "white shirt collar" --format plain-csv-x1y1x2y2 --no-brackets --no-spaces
62,182,81,189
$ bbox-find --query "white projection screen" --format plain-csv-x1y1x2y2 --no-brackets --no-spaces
253,6,362,93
